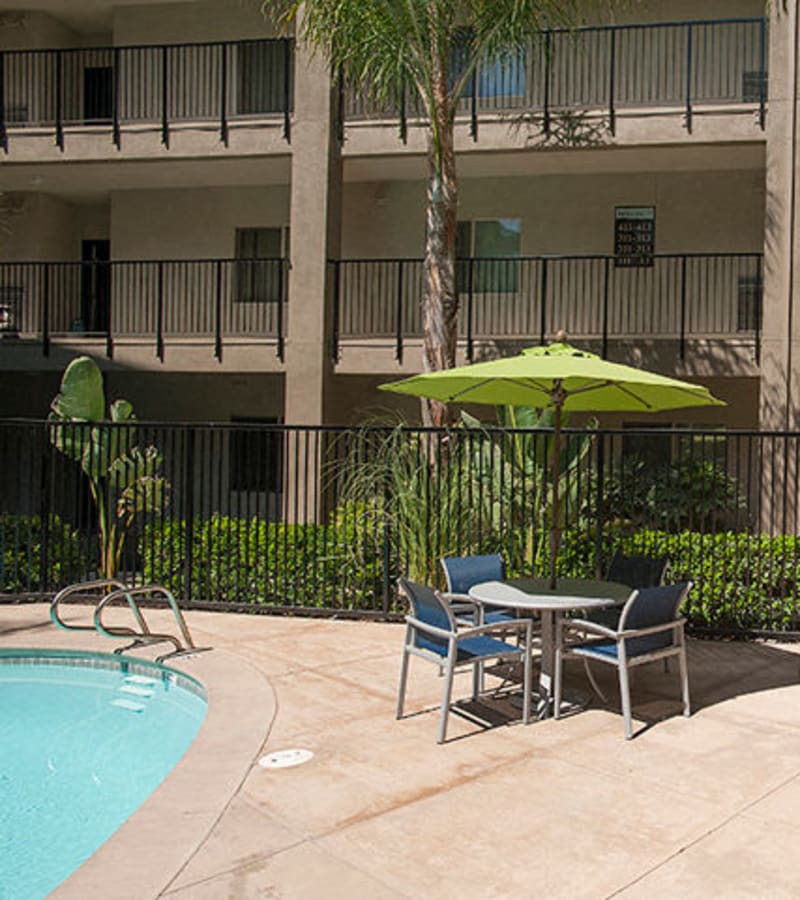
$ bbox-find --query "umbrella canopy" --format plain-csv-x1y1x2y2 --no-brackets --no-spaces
380,341,725,587
379,341,725,413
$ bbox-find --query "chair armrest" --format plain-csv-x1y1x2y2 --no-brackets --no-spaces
440,592,479,614
562,618,619,639
457,618,531,640
617,618,686,640
405,615,455,643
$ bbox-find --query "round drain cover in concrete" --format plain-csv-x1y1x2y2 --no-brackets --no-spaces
258,749,314,770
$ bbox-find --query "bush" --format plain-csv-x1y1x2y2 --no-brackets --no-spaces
0,514,85,593
558,528,800,632
139,513,385,610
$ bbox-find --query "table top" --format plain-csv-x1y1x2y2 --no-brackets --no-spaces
468,577,631,612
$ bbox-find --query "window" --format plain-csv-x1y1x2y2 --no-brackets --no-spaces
742,70,768,104
235,227,287,303
449,32,526,100
614,207,655,268
456,218,521,293
229,417,282,493
237,41,288,115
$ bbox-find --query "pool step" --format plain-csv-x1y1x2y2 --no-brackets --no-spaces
110,698,145,713
119,684,154,698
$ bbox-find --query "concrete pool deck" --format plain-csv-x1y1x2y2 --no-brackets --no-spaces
4,602,800,899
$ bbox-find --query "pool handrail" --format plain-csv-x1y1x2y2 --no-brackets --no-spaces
50,578,145,634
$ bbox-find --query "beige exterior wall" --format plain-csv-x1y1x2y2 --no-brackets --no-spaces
0,193,109,260
342,170,764,258
0,11,80,50
112,0,277,45
110,186,289,259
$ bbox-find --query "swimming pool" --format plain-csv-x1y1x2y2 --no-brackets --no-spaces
0,649,207,900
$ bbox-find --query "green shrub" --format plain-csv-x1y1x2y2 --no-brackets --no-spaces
139,513,385,610
0,514,85,593
558,528,800,632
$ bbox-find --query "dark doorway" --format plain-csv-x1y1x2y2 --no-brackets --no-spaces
81,240,111,333
83,66,113,122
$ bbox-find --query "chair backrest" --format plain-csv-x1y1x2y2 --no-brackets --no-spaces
441,554,505,594
607,552,669,589
617,582,692,655
398,578,456,652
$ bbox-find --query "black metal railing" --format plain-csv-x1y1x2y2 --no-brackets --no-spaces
344,18,768,138
2,419,800,636
0,257,288,360
329,253,763,363
0,37,293,151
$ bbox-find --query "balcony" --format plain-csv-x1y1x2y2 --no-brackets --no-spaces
0,257,288,361
0,38,293,152
329,253,763,366
343,18,768,140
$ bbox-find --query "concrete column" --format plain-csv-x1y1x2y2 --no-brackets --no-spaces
284,28,342,428
761,0,800,430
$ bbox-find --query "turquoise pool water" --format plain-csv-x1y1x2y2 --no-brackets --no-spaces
0,650,207,900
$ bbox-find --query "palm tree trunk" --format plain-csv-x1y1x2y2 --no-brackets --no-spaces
420,36,459,429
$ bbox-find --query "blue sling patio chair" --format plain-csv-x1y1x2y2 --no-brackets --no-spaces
396,578,534,744
587,552,670,630
554,581,692,739
440,554,517,626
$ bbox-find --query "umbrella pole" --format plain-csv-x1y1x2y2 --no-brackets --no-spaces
549,388,565,590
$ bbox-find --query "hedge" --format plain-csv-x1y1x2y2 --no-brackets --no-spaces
0,514,85,593
139,514,384,610
558,529,800,632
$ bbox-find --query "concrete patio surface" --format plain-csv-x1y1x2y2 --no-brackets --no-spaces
4,602,800,899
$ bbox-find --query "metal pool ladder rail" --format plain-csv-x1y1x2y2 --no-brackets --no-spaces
50,580,210,662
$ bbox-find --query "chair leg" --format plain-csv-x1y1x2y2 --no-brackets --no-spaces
522,645,532,725
437,651,457,744
582,657,608,704
679,640,691,717
553,644,563,720
618,661,634,740
396,637,411,720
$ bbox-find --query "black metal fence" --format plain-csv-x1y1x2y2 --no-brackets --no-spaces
0,37,293,151
344,18,768,138
2,419,800,636
330,253,763,362
0,258,288,360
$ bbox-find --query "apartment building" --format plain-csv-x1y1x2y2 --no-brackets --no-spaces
0,0,794,435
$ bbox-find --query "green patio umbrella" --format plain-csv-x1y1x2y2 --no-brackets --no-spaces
380,339,725,588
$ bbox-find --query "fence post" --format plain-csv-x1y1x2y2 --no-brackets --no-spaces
161,45,170,147
685,23,693,133
214,259,222,361
283,39,291,142
759,18,767,131
679,255,687,360
608,27,616,136
219,42,228,146
330,260,340,364
395,260,404,363
543,31,552,135
112,47,121,149
156,261,165,362
382,474,391,615
41,264,50,358
594,434,605,578
467,257,475,362
539,257,548,344
602,256,610,359
55,50,64,150
183,427,195,602
38,422,52,594
0,51,6,154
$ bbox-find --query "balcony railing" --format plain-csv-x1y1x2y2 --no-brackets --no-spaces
0,257,288,360
344,18,768,137
0,37,293,151
329,253,763,363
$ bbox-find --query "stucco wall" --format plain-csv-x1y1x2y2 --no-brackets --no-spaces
342,169,764,258
112,0,278,45
110,186,290,259
0,11,79,51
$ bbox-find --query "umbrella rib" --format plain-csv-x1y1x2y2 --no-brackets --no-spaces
448,377,553,403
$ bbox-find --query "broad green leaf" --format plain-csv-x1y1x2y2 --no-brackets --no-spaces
50,356,105,422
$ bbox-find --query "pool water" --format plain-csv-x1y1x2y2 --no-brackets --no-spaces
0,651,206,900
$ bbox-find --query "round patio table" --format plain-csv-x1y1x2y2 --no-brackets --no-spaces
468,577,631,718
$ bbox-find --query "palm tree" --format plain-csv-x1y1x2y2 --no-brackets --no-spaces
272,0,615,425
